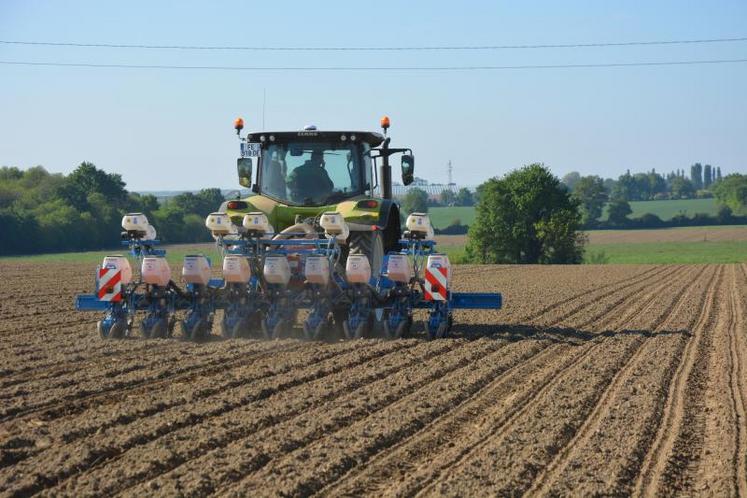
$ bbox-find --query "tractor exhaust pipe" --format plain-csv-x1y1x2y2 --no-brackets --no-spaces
380,136,392,200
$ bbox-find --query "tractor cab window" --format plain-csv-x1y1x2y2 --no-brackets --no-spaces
260,142,366,206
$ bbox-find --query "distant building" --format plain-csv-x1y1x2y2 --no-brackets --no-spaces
391,184,476,201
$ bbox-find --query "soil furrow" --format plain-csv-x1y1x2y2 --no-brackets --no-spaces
1,340,424,496
0,340,326,422
415,339,643,497
633,265,725,497
524,265,713,496
318,342,583,497
568,265,685,331
0,336,299,404
520,265,666,323
206,338,553,497
726,265,747,497
55,339,511,497
0,340,415,472
0,339,191,387
0,317,96,336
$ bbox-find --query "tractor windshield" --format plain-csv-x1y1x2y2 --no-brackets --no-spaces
259,141,370,206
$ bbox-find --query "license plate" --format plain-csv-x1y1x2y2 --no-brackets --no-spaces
240,142,261,158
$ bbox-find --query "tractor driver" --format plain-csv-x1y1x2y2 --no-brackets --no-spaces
287,149,334,203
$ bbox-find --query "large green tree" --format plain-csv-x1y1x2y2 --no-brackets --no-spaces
466,164,585,264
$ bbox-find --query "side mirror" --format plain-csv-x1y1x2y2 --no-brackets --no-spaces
401,155,415,186
237,158,252,188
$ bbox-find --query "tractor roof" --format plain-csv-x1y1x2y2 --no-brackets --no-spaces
246,130,385,148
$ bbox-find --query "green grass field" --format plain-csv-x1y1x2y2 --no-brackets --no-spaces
601,198,718,221
432,238,747,264
428,206,476,229
584,240,747,264
429,198,720,229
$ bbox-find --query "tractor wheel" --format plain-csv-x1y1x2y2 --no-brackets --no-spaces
348,230,384,277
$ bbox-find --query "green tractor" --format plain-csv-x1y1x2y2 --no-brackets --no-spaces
223,116,415,273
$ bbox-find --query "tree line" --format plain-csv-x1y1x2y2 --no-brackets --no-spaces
564,165,746,228
0,162,224,256
563,163,723,205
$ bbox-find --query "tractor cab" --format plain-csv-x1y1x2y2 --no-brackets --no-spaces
240,129,384,207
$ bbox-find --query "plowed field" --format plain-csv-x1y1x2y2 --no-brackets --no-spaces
1,262,746,497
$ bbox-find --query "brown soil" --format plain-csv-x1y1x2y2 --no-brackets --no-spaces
587,226,747,244
0,262,745,497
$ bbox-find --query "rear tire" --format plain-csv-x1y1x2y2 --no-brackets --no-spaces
348,230,384,277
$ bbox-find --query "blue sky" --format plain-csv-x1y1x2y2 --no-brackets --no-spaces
1,0,745,190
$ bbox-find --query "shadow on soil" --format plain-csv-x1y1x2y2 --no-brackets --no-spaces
113,321,692,345
450,323,692,345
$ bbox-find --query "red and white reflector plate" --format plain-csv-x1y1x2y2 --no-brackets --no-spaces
97,268,122,302
424,266,448,301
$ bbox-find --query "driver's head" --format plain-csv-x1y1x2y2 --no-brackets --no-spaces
310,150,324,166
